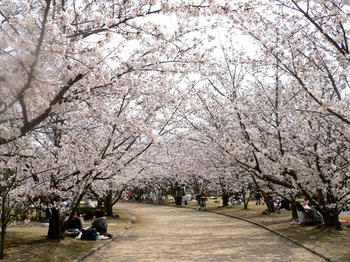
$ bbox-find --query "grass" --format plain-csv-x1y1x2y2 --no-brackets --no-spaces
1,210,130,262
175,198,350,262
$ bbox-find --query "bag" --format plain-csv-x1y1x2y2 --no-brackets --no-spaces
81,227,98,240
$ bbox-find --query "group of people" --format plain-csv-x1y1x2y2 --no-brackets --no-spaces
65,208,110,240
255,192,325,227
254,192,291,211
294,199,323,226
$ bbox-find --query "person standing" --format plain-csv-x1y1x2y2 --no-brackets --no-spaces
199,189,207,211
255,192,262,205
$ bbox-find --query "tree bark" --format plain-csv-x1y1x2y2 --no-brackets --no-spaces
265,195,275,213
242,189,250,209
47,208,65,239
291,201,299,220
222,193,229,207
104,198,114,217
0,190,8,260
322,212,339,227
0,225,6,259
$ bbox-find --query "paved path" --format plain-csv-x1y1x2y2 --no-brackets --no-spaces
83,202,325,262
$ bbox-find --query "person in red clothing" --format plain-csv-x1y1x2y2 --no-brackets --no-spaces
65,211,83,237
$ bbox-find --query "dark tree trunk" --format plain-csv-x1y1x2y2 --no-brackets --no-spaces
105,204,113,217
322,212,339,227
99,191,114,217
265,196,275,213
291,201,298,220
0,225,6,259
0,195,8,260
47,208,65,239
104,195,114,217
222,193,229,207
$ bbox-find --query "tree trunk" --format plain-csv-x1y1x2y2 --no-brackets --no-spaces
265,195,275,213
101,192,114,217
242,190,250,210
104,201,114,217
0,195,8,260
291,201,298,220
222,193,229,207
322,212,339,227
47,208,65,239
0,225,6,259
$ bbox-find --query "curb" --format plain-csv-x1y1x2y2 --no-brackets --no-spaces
73,211,135,262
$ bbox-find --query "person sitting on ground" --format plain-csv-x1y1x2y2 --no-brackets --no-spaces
231,193,242,206
280,199,291,211
65,211,83,237
274,198,281,211
91,209,108,236
295,202,322,225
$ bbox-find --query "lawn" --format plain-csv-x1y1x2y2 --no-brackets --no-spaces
1,210,130,262
176,198,350,262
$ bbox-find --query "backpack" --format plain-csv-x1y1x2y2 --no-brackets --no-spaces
81,227,98,240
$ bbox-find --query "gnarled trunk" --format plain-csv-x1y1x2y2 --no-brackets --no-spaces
322,211,339,227
242,189,250,210
291,201,298,220
222,193,229,207
265,195,275,213
103,195,114,217
0,225,6,259
47,208,65,239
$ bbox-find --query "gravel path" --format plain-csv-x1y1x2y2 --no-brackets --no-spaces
82,202,326,262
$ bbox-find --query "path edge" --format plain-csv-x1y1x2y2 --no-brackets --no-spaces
72,211,135,262
202,208,338,262
133,201,338,262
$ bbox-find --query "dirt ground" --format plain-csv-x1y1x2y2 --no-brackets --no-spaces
83,202,326,262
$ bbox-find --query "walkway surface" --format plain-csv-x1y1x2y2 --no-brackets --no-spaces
83,202,326,262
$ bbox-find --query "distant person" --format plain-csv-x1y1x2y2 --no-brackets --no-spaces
199,189,207,211
255,192,262,205
280,199,291,210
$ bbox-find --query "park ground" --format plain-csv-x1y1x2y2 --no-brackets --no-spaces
83,202,325,262
1,198,350,261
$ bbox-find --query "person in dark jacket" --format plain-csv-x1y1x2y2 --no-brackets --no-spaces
91,209,108,235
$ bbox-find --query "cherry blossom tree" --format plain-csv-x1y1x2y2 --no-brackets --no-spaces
0,143,36,259
0,0,211,243
218,0,350,226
